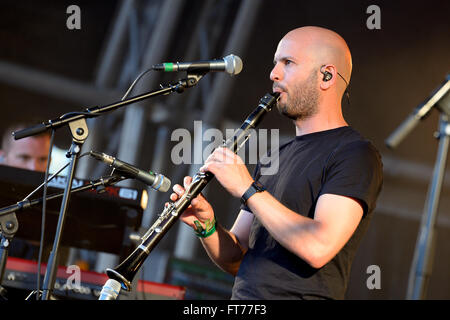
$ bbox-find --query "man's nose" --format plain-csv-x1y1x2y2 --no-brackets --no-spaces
27,159,45,172
270,63,283,82
26,160,37,171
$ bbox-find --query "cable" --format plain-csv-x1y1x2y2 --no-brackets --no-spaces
22,161,70,202
122,63,156,301
336,72,350,106
36,129,55,300
59,111,99,120
121,68,153,101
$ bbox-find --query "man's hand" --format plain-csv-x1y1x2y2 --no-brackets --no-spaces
200,147,253,198
169,176,215,229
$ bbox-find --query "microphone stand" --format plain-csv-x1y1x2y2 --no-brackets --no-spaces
0,173,126,300
11,73,205,300
12,74,204,140
405,114,449,299
0,210,18,301
385,74,450,299
40,120,87,300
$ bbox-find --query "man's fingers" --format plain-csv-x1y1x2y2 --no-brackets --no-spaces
183,176,193,189
173,184,184,195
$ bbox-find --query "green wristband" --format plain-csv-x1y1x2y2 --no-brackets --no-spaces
193,217,217,238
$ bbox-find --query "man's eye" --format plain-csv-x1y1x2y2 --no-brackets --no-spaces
18,155,31,161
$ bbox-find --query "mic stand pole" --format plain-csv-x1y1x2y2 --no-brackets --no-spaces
0,211,18,301
406,114,450,299
40,118,88,300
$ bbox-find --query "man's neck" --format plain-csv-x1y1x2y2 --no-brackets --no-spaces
294,105,348,136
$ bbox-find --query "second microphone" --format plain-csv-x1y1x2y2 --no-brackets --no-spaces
89,151,171,192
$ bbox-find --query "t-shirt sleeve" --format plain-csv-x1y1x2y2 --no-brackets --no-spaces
319,140,383,216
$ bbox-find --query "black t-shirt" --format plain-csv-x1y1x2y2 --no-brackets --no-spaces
232,126,383,300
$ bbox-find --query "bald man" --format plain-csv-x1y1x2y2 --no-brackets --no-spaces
171,27,383,299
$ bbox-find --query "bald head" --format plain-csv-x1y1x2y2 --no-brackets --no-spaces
282,26,352,88
271,26,353,127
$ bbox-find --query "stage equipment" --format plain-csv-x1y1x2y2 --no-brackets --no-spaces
386,74,450,299
3,257,185,300
152,54,242,75
8,67,216,299
89,151,171,192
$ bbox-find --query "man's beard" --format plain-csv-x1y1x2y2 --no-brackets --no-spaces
275,72,319,121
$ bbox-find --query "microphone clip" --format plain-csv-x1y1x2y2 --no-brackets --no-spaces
183,72,206,88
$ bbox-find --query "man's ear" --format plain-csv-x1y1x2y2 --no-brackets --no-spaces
319,64,337,90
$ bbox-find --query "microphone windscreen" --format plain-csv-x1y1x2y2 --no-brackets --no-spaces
158,176,171,193
224,54,243,75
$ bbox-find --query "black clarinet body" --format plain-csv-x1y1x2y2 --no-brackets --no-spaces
105,92,280,291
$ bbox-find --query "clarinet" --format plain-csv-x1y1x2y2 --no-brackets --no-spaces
103,92,280,293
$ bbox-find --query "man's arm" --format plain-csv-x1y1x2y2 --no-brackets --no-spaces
199,210,254,275
172,177,253,276
201,147,364,269
246,192,363,269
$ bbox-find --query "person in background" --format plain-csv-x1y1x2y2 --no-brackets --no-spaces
0,122,51,172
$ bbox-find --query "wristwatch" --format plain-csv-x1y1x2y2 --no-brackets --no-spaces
240,181,265,204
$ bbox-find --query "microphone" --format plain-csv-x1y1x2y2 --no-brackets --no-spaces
385,74,450,149
152,54,243,76
98,279,121,300
89,151,171,192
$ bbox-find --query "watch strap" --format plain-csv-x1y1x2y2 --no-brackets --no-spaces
240,181,265,204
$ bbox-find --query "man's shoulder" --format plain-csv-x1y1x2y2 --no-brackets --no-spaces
334,127,379,153
327,127,383,169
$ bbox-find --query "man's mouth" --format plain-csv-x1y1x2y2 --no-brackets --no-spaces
273,89,286,101
272,84,286,94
